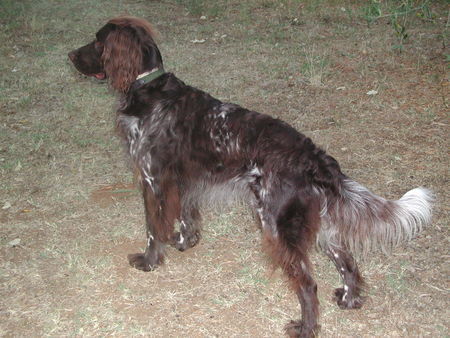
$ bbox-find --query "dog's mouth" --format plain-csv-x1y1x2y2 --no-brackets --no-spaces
92,72,106,80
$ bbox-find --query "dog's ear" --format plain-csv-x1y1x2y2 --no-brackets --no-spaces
102,26,142,93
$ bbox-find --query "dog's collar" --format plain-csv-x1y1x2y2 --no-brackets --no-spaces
136,68,165,85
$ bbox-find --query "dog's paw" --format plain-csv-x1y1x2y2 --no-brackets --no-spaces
334,287,364,309
285,320,320,338
127,253,160,271
171,231,201,252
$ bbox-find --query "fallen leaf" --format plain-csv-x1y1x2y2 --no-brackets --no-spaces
8,238,21,247
191,39,206,44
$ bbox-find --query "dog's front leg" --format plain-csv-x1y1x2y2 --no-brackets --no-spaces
172,201,202,252
128,180,170,271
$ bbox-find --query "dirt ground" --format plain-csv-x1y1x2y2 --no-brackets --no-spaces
0,0,448,337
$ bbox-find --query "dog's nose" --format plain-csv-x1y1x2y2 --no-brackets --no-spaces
68,51,76,62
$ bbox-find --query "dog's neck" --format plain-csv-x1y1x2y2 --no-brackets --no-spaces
136,68,165,84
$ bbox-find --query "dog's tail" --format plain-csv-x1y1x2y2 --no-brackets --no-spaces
317,179,434,255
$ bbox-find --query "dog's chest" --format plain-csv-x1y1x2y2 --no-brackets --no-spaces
117,114,145,159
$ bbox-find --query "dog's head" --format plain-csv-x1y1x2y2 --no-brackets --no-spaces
68,17,163,93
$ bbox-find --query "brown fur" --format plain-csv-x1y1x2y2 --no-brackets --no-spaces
68,17,433,338
103,17,159,93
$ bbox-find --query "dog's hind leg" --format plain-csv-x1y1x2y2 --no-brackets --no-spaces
324,247,365,309
172,202,202,252
262,190,321,338
283,255,320,338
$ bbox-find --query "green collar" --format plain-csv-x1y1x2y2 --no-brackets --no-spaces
136,68,165,84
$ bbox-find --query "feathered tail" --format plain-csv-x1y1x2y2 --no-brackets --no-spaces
317,179,434,255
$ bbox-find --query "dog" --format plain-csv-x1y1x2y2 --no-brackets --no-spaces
68,16,433,337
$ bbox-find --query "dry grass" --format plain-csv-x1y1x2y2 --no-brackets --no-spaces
1,0,449,337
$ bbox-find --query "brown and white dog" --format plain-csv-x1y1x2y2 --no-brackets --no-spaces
68,16,433,337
